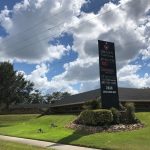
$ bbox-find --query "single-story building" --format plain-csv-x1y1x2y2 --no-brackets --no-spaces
8,87,150,114
50,87,150,113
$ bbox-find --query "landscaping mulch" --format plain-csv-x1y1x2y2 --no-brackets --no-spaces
66,122,144,133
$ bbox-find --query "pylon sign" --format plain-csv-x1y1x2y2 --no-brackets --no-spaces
98,40,119,109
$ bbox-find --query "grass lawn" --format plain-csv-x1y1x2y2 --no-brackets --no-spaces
0,140,50,150
0,113,150,150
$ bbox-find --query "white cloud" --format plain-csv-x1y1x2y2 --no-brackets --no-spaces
140,46,150,60
0,0,86,63
120,0,150,22
79,79,100,93
53,0,150,92
118,64,141,77
47,0,150,92
0,6,13,32
47,45,70,60
1,0,150,93
62,57,99,81
147,63,150,67
20,63,78,94
118,64,150,88
70,0,148,63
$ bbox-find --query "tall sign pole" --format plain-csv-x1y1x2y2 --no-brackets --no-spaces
98,40,119,109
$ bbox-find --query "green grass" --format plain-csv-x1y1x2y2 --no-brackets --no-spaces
0,113,150,150
0,140,50,150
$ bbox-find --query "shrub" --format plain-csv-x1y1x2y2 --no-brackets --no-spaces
119,103,126,111
119,110,127,124
75,109,113,126
111,107,121,124
116,102,138,124
93,109,113,126
125,103,136,124
83,99,101,110
76,110,96,125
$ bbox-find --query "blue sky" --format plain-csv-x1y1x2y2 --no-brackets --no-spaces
0,0,150,94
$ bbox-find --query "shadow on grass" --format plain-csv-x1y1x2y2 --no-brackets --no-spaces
36,114,43,118
36,112,79,118
58,130,89,144
47,130,114,150
47,130,91,148
0,124,11,127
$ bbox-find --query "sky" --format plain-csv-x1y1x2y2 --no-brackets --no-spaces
0,0,150,94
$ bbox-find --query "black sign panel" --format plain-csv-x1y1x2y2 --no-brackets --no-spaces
98,40,119,109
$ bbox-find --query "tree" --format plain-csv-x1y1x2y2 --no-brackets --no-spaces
83,98,101,110
45,91,71,104
45,94,53,104
0,62,34,109
62,92,71,98
28,90,44,104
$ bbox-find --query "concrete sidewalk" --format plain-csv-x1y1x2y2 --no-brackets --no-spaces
0,135,101,150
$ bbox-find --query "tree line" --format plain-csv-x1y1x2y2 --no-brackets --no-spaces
0,62,70,110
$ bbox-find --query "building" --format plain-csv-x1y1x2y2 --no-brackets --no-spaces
50,88,150,113
9,87,150,114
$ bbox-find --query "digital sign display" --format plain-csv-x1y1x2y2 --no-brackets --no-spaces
98,40,119,109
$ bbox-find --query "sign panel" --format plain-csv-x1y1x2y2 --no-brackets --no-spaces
98,40,119,109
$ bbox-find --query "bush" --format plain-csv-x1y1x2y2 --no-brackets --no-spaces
75,109,113,126
119,110,127,124
116,103,138,124
83,99,101,110
119,103,126,111
94,109,113,126
125,103,136,124
75,110,97,125
111,107,121,124
75,103,140,126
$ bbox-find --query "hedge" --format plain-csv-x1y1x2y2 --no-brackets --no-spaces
75,109,113,126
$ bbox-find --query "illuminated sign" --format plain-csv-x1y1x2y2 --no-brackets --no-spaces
98,40,119,109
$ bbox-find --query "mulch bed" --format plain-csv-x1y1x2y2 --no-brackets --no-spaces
66,122,144,133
